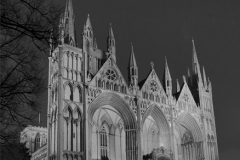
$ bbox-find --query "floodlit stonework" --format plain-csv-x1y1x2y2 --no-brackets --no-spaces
20,125,47,155
25,0,219,160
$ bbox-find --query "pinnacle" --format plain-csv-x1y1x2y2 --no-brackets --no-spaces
85,14,92,28
108,23,114,38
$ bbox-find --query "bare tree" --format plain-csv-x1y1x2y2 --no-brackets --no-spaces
0,0,61,152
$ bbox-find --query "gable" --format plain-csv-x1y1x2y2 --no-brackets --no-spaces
88,55,130,94
176,82,198,113
140,69,167,102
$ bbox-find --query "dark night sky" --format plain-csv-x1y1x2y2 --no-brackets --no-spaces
37,0,240,159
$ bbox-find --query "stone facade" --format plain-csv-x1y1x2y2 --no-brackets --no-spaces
20,125,47,155
28,0,219,160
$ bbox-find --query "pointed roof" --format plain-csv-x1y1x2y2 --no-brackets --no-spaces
128,44,137,68
94,38,98,48
85,14,92,29
108,23,115,39
164,57,172,80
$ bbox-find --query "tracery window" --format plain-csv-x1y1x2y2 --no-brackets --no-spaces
105,68,117,81
100,126,108,160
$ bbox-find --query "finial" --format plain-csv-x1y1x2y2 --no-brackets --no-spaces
150,61,154,69
88,14,90,17
110,23,112,26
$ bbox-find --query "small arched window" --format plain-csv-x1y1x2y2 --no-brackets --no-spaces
35,133,40,151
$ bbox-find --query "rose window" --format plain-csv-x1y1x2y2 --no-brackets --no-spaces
149,81,158,92
105,68,117,80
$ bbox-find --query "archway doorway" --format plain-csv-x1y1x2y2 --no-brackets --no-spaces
142,104,171,160
88,93,137,160
176,113,204,160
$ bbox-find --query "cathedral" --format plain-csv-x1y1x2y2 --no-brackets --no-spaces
22,0,219,160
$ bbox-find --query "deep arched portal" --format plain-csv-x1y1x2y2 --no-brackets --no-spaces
175,113,204,160
141,104,171,160
88,92,137,160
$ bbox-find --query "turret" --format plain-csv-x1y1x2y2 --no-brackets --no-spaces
163,57,172,96
59,0,77,46
128,44,138,89
107,24,116,61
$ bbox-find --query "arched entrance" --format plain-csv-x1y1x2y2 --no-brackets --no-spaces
88,92,137,160
141,104,171,160
176,113,204,160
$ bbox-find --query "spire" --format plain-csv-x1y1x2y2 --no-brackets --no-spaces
82,14,93,46
94,38,98,48
129,43,137,68
108,23,115,39
203,66,207,87
128,43,138,88
85,14,92,29
61,0,77,46
191,38,202,82
192,38,199,75
176,79,180,92
165,57,172,81
164,57,172,96
107,23,116,60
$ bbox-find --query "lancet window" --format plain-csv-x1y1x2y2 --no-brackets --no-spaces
100,126,108,160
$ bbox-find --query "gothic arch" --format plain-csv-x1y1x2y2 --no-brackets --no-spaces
88,92,137,129
176,112,203,142
141,103,171,153
142,104,170,135
88,92,137,160
176,112,204,160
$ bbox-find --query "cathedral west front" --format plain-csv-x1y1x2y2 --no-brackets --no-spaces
21,0,219,160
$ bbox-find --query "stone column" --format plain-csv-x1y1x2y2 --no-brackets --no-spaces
136,97,142,160
181,145,185,160
193,143,196,160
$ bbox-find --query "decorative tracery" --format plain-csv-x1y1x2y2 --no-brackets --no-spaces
105,68,117,81
149,80,158,92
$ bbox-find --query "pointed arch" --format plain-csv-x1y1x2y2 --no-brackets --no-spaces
142,103,171,150
176,112,203,142
88,92,137,160
64,82,74,101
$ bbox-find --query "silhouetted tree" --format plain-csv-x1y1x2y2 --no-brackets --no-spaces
0,0,61,155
